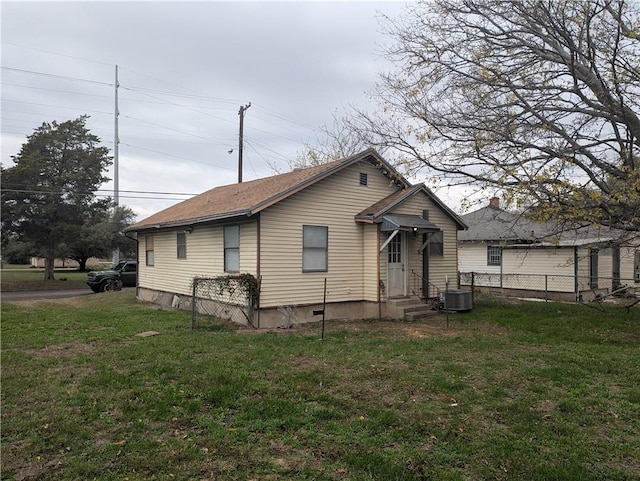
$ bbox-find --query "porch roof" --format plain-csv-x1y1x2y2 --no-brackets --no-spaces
380,214,441,234
355,184,467,230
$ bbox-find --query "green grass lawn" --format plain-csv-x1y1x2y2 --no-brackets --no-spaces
1,265,92,291
2,292,639,480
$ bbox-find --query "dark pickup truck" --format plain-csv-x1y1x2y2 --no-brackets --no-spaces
86,260,137,292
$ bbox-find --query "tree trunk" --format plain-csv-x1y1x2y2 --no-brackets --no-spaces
44,255,55,280
78,257,88,272
44,242,55,281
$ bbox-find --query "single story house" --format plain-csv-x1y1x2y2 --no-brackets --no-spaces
458,197,640,301
125,149,467,327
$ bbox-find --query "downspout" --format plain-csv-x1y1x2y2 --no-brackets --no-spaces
377,224,381,319
574,246,579,302
256,213,261,328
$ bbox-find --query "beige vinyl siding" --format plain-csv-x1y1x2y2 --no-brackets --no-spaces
387,194,459,291
459,244,503,274
378,234,388,300
362,223,379,301
621,246,638,282
137,221,258,296
575,247,591,291
503,248,574,275
502,248,576,292
259,161,398,307
597,247,614,289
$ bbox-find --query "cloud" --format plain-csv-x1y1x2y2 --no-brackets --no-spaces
2,1,456,221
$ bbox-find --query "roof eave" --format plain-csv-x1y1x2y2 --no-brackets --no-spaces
366,184,467,230
125,209,253,233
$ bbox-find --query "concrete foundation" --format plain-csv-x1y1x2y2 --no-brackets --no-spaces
137,287,388,328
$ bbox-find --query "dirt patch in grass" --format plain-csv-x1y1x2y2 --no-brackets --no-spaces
4,296,92,309
24,342,99,359
258,316,512,339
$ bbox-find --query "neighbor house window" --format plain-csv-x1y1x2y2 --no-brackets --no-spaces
487,246,502,266
146,235,154,266
428,231,444,257
359,172,368,186
177,232,187,259
224,225,240,272
303,225,328,272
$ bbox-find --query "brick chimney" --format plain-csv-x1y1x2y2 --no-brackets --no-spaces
489,196,500,209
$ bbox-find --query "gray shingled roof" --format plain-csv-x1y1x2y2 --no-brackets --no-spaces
458,205,550,242
459,204,619,246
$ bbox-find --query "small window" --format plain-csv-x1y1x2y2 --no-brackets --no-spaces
359,172,368,186
428,231,444,257
303,225,328,272
487,246,502,266
224,225,240,272
388,233,401,264
177,232,187,259
146,235,154,266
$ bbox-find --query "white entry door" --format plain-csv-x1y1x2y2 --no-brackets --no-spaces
387,232,406,297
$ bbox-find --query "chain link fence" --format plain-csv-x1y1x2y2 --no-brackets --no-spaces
191,274,260,329
460,272,639,303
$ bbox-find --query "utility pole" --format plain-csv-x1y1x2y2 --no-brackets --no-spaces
112,64,120,265
238,102,251,183
114,64,120,206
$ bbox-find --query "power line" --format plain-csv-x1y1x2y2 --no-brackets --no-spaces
122,143,235,169
121,115,230,145
121,86,236,124
2,41,116,67
3,99,112,116
1,81,114,100
1,187,195,201
123,84,244,105
1,66,113,86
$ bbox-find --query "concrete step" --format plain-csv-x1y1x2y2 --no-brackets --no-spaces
405,306,439,319
403,304,432,313
388,297,423,307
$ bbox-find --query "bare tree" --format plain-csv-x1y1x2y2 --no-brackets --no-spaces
348,0,640,237
291,111,369,170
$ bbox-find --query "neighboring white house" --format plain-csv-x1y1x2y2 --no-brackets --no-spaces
29,257,104,269
125,149,467,327
458,197,640,301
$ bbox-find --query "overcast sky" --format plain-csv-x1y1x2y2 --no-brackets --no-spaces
2,1,461,222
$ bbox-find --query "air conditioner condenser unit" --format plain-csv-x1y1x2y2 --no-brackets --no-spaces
443,290,473,311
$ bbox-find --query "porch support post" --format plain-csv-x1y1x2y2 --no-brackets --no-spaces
419,232,437,252
379,229,400,252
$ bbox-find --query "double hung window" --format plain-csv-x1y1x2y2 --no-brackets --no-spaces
146,235,155,266
487,246,502,266
177,232,187,259
303,225,328,272
224,225,240,272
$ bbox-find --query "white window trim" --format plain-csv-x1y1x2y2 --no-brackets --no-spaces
303,225,328,272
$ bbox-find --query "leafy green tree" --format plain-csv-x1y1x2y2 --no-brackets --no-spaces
1,116,112,280
64,205,137,271
1,236,34,265
346,0,640,238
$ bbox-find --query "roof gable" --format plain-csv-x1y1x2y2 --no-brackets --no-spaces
356,184,467,230
127,149,409,231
